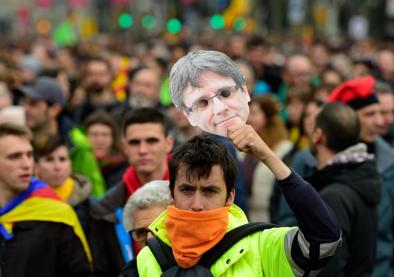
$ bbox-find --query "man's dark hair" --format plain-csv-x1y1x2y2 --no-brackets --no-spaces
169,135,237,199
128,66,149,81
246,35,268,50
315,102,360,153
122,107,169,137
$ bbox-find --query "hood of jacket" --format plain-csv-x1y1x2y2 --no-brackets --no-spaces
308,159,381,205
67,174,92,207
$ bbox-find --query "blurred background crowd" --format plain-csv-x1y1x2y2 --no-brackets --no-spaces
0,0,393,231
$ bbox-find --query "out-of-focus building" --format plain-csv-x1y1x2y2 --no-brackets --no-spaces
0,0,393,43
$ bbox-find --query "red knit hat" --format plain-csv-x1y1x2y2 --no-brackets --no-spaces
328,75,379,110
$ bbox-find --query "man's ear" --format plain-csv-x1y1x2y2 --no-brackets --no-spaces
166,134,174,153
48,103,62,119
225,189,235,207
183,110,197,127
312,127,324,145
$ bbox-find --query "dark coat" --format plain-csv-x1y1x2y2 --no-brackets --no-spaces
0,221,92,277
118,259,139,277
88,183,126,277
68,174,93,235
308,160,381,277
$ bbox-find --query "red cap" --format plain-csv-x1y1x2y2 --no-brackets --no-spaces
328,75,378,110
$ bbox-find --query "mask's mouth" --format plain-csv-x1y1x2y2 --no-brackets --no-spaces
215,115,238,126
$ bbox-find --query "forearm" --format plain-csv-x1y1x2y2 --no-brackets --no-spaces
278,170,341,275
260,152,291,181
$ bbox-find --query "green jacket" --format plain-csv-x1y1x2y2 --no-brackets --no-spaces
69,128,106,198
137,205,299,276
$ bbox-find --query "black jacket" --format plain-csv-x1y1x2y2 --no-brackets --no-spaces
0,221,92,277
88,183,126,277
307,160,381,277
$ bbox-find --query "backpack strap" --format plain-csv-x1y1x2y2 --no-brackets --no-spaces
146,222,278,272
146,236,176,272
199,222,278,268
119,259,140,277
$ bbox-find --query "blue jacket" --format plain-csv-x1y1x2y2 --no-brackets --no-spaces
373,137,394,277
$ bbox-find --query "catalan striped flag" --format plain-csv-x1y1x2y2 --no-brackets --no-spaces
0,178,92,264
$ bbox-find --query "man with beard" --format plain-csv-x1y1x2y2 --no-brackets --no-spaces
309,102,380,276
115,66,165,122
20,77,106,198
74,56,121,123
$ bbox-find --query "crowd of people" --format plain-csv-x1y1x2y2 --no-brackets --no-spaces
0,30,393,276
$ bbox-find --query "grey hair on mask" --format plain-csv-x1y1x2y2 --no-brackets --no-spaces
169,50,246,109
123,180,170,232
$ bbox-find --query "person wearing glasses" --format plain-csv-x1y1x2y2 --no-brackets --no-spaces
170,50,251,138
119,180,170,276
169,50,250,212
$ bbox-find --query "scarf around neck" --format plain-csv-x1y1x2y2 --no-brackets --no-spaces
165,205,229,268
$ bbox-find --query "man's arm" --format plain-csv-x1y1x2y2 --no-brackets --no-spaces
227,124,290,180
277,171,341,275
228,124,342,275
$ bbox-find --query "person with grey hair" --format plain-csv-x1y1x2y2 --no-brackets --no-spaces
119,180,170,277
169,50,251,137
123,180,170,249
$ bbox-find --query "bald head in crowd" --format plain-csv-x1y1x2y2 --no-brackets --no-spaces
283,54,313,90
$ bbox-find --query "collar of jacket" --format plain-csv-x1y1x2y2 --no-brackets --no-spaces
67,174,92,207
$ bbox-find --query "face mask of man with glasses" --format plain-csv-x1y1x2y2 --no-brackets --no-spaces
169,50,251,137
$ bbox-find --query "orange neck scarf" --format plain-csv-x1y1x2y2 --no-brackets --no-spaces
165,206,229,269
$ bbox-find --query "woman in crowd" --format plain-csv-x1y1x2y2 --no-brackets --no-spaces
243,94,293,222
33,134,92,233
84,110,128,190
276,98,325,226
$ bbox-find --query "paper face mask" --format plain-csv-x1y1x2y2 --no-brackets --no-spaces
179,71,250,137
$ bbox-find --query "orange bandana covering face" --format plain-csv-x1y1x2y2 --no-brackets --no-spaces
165,205,230,268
